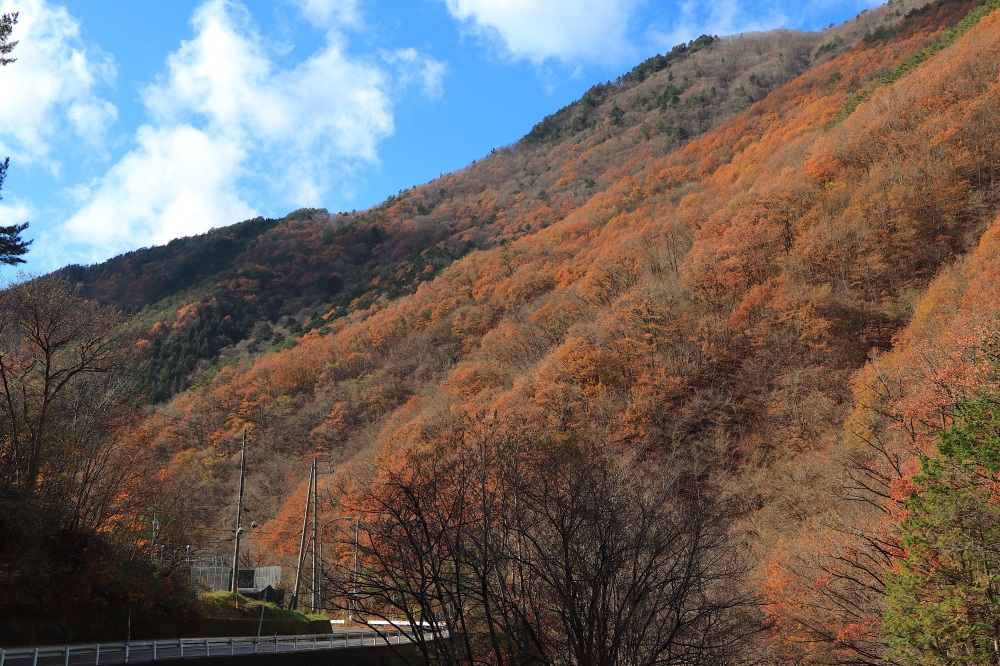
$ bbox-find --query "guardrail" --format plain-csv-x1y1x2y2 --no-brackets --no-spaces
0,630,410,666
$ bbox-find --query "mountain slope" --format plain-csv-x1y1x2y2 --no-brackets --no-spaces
42,0,1000,660
60,3,920,403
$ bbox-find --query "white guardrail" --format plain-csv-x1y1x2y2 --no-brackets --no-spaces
0,630,411,666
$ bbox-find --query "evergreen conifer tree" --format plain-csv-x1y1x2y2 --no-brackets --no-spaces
0,13,30,266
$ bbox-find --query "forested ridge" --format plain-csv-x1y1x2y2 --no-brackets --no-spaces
6,0,1000,661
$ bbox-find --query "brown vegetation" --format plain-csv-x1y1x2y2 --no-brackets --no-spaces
12,0,1000,660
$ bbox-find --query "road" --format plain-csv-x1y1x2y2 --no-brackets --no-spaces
0,629,409,666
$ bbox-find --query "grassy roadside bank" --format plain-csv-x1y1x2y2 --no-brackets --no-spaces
0,592,330,648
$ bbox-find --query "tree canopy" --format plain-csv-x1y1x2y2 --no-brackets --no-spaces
884,384,1000,664
0,12,16,66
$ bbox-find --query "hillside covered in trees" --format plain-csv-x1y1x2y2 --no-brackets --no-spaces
6,0,1000,661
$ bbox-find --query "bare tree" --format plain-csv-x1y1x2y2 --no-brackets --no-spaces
62,371,150,535
504,443,759,666
0,275,139,510
327,446,478,665
325,422,760,665
0,276,196,621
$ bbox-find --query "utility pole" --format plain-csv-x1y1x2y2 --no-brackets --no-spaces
292,455,339,613
231,430,249,607
312,460,319,613
150,514,160,559
291,460,314,611
352,517,359,623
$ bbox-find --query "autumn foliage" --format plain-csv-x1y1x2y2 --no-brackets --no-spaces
30,0,1000,660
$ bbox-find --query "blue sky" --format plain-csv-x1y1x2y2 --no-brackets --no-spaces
0,0,885,277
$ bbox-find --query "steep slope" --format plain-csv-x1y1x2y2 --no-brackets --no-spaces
41,0,1000,660
60,3,918,404
764,212,1000,664
137,0,998,570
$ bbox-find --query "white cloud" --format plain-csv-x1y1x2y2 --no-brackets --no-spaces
143,0,396,180
57,124,253,262
443,0,640,65
150,0,402,164
66,100,117,141
0,0,116,164
291,0,361,29
0,0,444,270
382,47,447,100
0,197,31,232
55,0,410,260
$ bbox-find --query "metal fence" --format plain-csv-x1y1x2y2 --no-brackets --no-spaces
0,631,410,666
